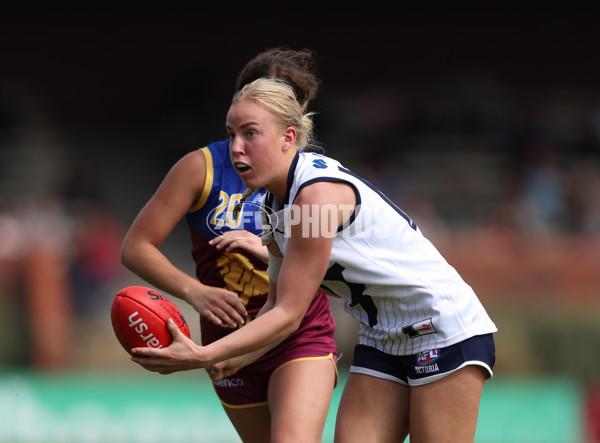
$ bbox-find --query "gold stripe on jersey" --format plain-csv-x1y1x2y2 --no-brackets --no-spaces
190,147,214,212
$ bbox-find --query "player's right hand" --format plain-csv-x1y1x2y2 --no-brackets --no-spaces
188,287,247,328
132,319,207,374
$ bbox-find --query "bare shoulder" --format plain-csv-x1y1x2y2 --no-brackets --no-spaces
163,149,207,187
151,148,208,211
172,148,207,174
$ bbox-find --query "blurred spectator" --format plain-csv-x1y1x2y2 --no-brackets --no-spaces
0,196,74,368
0,187,125,368
0,82,125,368
68,201,126,318
58,160,126,318
517,137,569,233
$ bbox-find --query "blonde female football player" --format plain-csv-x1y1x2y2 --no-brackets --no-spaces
122,50,337,443
131,77,497,442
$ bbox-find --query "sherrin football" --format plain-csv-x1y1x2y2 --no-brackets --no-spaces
111,286,191,354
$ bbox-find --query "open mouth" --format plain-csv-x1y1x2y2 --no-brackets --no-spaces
235,162,251,173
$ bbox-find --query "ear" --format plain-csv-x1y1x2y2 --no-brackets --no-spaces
281,127,297,152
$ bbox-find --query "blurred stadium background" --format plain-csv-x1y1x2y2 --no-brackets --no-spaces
1,6,599,442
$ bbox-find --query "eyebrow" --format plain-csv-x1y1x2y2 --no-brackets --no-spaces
226,121,259,131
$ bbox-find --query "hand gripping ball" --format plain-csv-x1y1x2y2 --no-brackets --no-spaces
111,286,191,354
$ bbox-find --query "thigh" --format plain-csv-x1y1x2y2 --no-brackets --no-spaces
409,365,487,443
268,356,337,443
223,405,271,443
335,373,410,443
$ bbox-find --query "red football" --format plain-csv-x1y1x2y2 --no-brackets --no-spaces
111,286,191,354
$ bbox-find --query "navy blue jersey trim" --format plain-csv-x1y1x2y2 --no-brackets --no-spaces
283,151,301,206
292,177,360,233
338,166,417,230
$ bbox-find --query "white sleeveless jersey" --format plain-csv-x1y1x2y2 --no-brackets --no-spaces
264,151,497,355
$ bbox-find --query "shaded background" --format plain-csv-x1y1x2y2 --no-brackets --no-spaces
1,5,600,442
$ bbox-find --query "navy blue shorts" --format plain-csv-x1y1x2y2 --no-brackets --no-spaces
349,334,495,386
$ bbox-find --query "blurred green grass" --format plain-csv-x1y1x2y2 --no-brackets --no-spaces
0,370,586,443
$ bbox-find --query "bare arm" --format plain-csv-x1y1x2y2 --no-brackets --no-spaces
121,150,247,327
131,180,356,372
207,276,280,379
207,243,282,378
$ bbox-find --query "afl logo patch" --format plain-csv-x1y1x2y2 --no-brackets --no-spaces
417,349,440,366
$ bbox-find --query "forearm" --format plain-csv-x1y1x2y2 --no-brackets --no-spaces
233,339,285,369
204,305,299,364
232,299,286,366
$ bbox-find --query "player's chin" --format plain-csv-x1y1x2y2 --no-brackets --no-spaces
239,172,261,189
239,176,256,189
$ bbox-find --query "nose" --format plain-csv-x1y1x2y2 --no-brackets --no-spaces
229,136,244,157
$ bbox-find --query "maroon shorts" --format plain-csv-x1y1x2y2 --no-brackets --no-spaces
206,292,337,408
213,352,337,408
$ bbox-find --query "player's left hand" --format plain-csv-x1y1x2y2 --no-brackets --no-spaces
131,319,207,374
206,355,247,381
209,230,268,262
206,347,271,381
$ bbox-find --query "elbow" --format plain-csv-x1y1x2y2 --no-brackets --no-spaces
120,249,130,269
120,231,145,271
267,305,308,343
279,312,304,338
120,248,128,268
290,315,304,334
120,239,134,269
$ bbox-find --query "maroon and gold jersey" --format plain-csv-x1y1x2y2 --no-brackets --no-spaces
185,141,336,385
